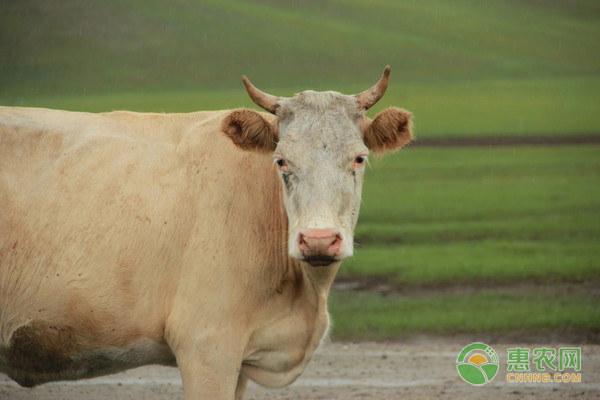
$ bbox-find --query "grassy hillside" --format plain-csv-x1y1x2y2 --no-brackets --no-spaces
1,0,599,137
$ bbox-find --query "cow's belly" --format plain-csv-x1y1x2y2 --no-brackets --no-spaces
0,321,176,387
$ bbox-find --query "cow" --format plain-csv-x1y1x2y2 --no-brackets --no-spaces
0,66,413,399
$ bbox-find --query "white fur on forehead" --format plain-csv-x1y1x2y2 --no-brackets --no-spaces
279,91,363,117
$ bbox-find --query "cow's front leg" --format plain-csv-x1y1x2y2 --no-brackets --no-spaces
174,340,244,400
235,374,248,400
167,315,246,400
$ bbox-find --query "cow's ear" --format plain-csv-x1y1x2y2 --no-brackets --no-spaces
221,109,278,152
362,107,413,153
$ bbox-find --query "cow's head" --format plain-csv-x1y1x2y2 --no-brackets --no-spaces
222,66,413,266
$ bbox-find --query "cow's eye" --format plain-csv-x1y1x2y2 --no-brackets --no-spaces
353,154,367,171
274,157,289,173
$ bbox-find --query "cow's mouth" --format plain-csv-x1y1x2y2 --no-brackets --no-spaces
303,256,337,267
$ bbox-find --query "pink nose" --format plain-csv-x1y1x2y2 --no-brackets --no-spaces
298,229,342,263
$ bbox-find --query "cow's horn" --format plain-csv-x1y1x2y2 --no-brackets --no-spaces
354,65,391,110
242,76,282,114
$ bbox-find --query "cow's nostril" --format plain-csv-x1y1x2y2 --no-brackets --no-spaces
297,229,342,258
329,234,342,254
332,234,341,245
298,233,309,253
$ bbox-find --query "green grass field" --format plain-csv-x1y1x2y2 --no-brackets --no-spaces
5,77,599,138
1,0,598,341
332,145,600,340
330,291,600,341
346,146,600,285
1,0,599,137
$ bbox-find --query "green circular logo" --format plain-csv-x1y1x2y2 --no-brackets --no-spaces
456,342,499,385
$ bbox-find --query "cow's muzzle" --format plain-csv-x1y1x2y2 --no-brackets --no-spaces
298,229,342,266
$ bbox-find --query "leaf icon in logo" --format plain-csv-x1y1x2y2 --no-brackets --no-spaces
481,363,499,382
457,363,487,385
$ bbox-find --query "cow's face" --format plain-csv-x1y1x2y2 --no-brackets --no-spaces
223,67,413,266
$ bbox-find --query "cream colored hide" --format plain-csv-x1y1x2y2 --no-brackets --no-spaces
0,68,412,399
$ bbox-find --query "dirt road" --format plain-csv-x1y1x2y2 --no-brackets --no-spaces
1,341,598,399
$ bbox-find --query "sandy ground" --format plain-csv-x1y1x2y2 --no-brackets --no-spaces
1,341,598,400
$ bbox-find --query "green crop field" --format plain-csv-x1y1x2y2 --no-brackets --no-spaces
1,0,598,341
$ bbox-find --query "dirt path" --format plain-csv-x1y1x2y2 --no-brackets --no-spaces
1,341,598,399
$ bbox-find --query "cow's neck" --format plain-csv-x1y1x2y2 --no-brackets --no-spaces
301,261,340,299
